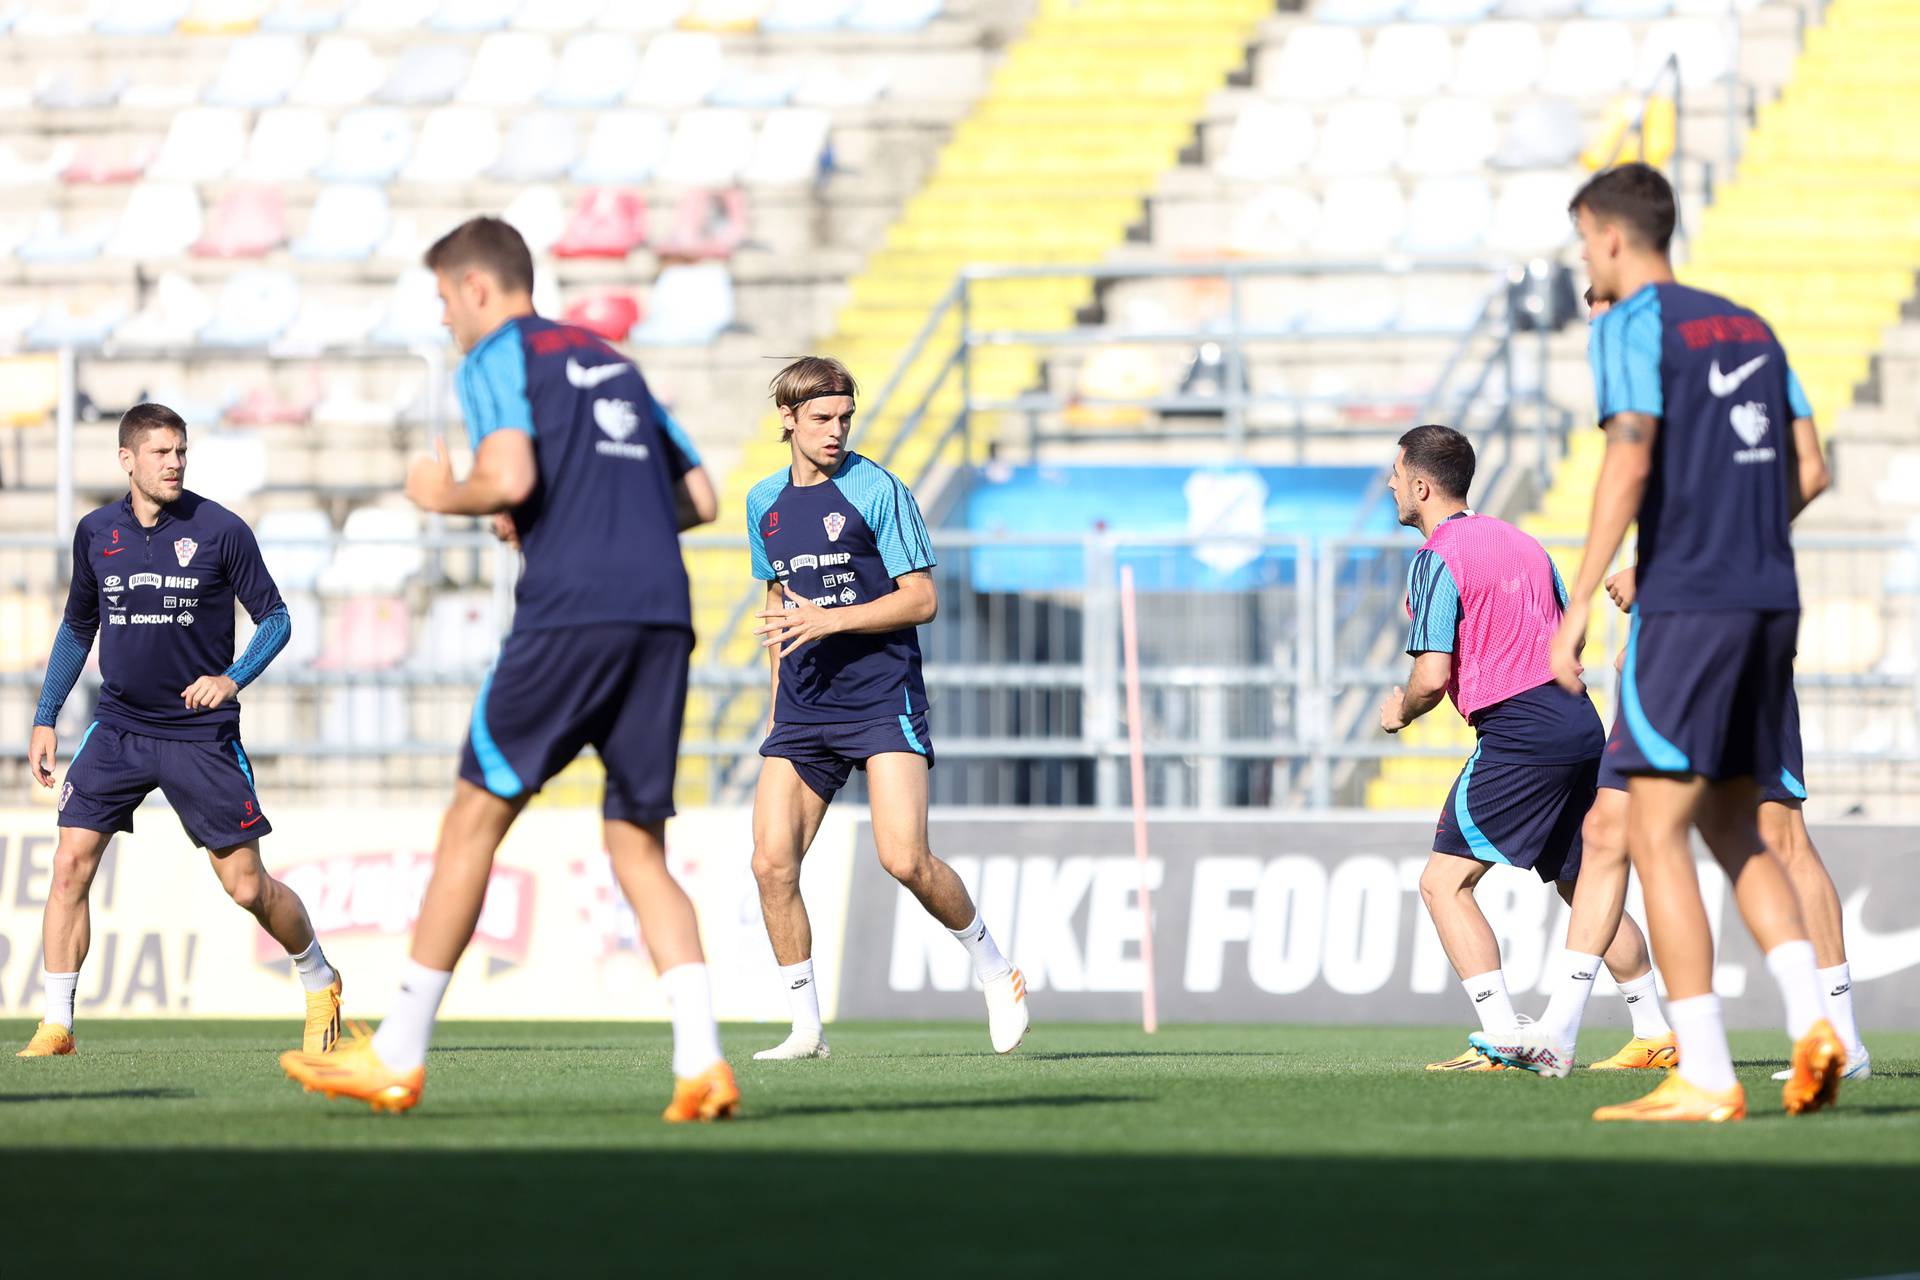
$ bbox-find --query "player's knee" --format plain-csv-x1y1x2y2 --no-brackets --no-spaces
1582,807,1624,863
751,844,799,892
49,845,98,904
1417,858,1470,909
224,869,268,914
876,842,931,887
1757,803,1804,865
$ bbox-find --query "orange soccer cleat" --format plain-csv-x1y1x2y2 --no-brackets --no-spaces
1426,1044,1507,1072
280,1022,423,1115
302,974,343,1054
1587,1033,1679,1071
1781,1018,1845,1116
1593,1072,1746,1123
662,1060,742,1123
16,1022,76,1057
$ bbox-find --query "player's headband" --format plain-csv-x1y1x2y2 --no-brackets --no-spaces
779,391,856,410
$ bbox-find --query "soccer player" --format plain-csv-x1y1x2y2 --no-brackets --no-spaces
21,402,341,1058
1546,163,1842,1122
745,357,1027,1060
1378,424,1660,1074
279,217,734,1120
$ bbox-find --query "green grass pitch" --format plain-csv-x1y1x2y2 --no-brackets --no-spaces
5,1020,1916,1277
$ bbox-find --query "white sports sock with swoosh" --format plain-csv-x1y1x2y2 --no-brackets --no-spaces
660,962,725,1078
372,960,451,1071
1616,971,1672,1039
44,971,79,1030
289,939,337,993
1765,939,1823,1041
781,958,823,1034
949,913,1012,984
1540,950,1602,1045
1461,970,1518,1035
1817,963,1864,1058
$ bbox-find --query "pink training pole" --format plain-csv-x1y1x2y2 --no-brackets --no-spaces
1119,564,1159,1035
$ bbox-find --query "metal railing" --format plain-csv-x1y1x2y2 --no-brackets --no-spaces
6,529,1917,818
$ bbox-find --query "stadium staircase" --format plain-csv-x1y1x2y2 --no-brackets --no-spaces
671,0,1276,804
1366,0,1920,813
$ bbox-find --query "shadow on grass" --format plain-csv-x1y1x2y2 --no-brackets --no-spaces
7,1149,1916,1277
0,1088,195,1104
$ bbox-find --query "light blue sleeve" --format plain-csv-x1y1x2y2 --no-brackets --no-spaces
648,390,701,478
455,324,534,450
835,459,936,579
1550,561,1570,609
1405,549,1463,655
1786,365,1814,420
744,472,785,582
1589,293,1663,424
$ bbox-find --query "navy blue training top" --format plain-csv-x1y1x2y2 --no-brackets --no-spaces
745,453,937,725
1590,282,1812,615
62,491,284,741
458,315,702,634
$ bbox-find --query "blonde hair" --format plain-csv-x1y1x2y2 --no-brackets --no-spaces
771,356,858,441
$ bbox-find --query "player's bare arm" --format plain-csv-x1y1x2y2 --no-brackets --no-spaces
1380,650,1452,734
763,581,782,733
1788,416,1828,517
1552,411,1656,692
756,571,936,659
675,466,718,531
406,431,536,516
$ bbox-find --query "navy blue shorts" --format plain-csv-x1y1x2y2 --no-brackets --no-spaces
461,623,691,824
59,720,270,850
760,709,934,803
1599,685,1806,804
1611,608,1797,785
1435,748,1595,884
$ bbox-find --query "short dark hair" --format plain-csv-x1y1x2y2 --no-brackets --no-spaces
1567,162,1676,255
1397,424,1474,501
423,216,535,294
119,402,186,451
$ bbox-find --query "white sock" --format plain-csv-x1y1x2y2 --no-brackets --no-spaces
371,960,452,1071
44,971,79,1030
659,962,725,1078
1540,949,1602,1045
1669,992,1738,1093
1765,939,1822,1041
289,939,338,994
780,959,823,1034
1817,962,1864,1057
1617,971,1672,1039
1461,970,1518,1035
949,913,1013,984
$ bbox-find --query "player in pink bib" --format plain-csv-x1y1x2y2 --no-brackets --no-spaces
1379,425,1665,1076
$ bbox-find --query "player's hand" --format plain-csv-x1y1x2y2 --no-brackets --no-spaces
491,512,519,549
405,436,457,514
1605,566,1637,613
28,724,56,789
754,583,842,659
1550,602,1588,694
1379,686,1408,734
181,674,240,711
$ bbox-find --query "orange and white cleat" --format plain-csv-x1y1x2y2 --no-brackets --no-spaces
985,966,1029,1054
1781,1018,1845,1116
1593,1073,1746,1123
280,1022,423,1115
1588,1033,1679,1071
662,1060,741,1123
16,1022,76,1058
302,973,343,1054
1426,1044,1506,1072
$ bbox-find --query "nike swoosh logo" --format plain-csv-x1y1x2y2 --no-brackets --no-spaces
566,358,630,389
1841,888,1920,981
1708,354,1768,397
240,814,264,829
103,547,126,556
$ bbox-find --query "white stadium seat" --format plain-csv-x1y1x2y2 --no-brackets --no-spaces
1301,277,1400,335
1583,0,1669,18
712,65,801,109
516,0,609,30
1545,21,1634,96
1359,24,1453,99
112,273,214,348
1489,171,1579,255
1640,18,1733,87
260,2,346,33
1313,176,1407,255
204,34,305,107
1402,0,1493,20
1452,22,1544,97
108,183,204,260
1315,0,1406,22
1405,98,1496,174
371,268,447,347
1494,100,1583,168
242,108,331,181
277,293,383,350
544,33,640,108
431,0,516,30
595,0,691,29
1497,0,1578,15
794,65,888,106
659,109,755,187
317,108,412,182
746,108,833,186
378,44,472,107
846,0,942,32
96,0,190,35
293,185,392,261
259,509,338,594
184,431,269,506
490,112,579,183
571,110,671,184
1262,26,1363,101
1227,186,1320,256
632,264,736,345
401,108,500,183
319,506,426,596
631,32,726,107
1402,176,1494,254
199,270,302,346
1214,101,1315,182
149,108,247,182
502,185,569,254
293,37,387,107
461,32,555,105
343,0,436,31
762,0,854,32
1315,100,1405,175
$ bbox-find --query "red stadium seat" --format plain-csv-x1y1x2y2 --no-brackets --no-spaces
552,190,648,259
563,291,643,342
653,188,748,261
193,186,287,258
60,138,153,184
